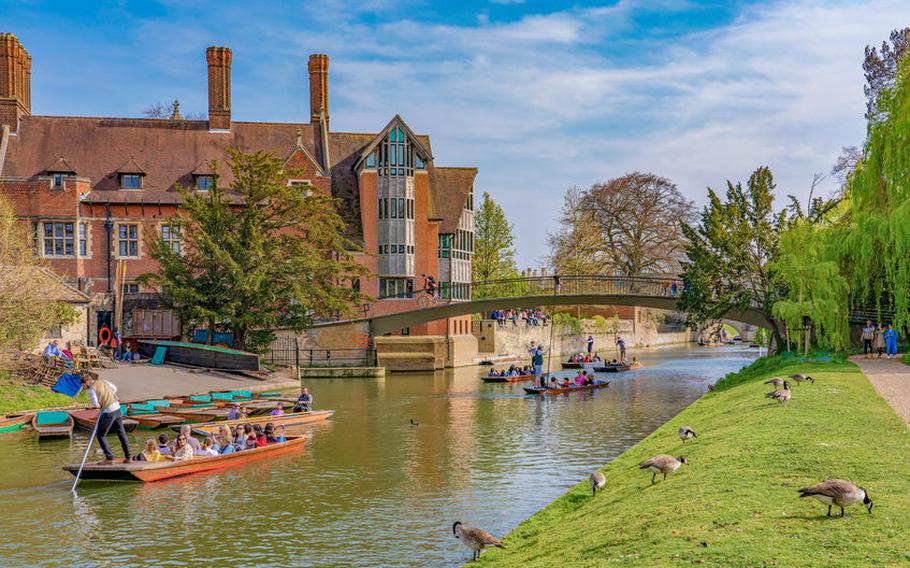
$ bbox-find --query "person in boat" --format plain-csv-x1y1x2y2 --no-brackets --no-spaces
157,433,171,455
218,431,236,455
574,371,586,386
293,387,313,412
584,372,595,386
253,424,268,447
244,431,259,451
528,341,546,382
179,424,201,452
630,357,641,368
233,425,247,449
275,425,287,443
561,377,572,388
264,423,278,444
592,352,602,362
81,374,131,465
172,434,194,461
196,436,220,457
134,438,168,462
227,403,243,421
269,402,285,416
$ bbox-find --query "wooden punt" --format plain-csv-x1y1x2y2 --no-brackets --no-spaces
523,381,610,396
157,407,233,422
63,436,307,482
137,340,260,371
0,413,34,433
592,364,631,373
181,410,335,436
481,374,537,383
125,407,185,429
32,411,74,439
67,409,139,433
561,361,586,369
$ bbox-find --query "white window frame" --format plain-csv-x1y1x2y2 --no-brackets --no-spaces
115,223,141,258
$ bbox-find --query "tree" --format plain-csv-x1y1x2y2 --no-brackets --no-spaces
863,27,910,121
142,100,205,120
0,195,78,350
139,149,368,352
580,173,694,276
678,166,785,347
472,192,523,298
830,146,861,193
547,186,601,275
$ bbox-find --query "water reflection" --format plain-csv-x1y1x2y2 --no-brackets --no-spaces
0,344,755,567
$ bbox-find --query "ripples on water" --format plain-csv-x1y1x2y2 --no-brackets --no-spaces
0,344,756,567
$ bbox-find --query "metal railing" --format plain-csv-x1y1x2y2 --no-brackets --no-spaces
263,336,376,368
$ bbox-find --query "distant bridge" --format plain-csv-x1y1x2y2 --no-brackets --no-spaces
318,275,775,336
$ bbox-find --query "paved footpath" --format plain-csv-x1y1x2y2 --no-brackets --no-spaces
850,355,910,427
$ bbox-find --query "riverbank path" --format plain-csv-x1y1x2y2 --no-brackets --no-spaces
850,355,910,427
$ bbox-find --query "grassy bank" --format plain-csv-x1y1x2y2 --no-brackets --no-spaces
478,357,910,566
0,372,84,415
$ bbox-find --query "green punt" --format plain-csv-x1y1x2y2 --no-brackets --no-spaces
0,413,34,433
32,411,74,439
137,340,260,371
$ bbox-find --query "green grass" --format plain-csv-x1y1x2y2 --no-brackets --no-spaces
0,372,85,415
479,357,910,567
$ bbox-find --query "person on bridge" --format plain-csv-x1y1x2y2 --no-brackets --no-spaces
422,274,437,298
81,374,131,465
884,324,899,358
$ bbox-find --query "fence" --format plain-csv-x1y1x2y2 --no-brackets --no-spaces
263,336,376,367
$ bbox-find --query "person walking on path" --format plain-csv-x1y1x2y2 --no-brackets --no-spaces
586,335,594,354
80,374,131,464
873,324,885,358
884,324,899,358
861,321,875,358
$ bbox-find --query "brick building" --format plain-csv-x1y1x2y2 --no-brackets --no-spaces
0,33,476,347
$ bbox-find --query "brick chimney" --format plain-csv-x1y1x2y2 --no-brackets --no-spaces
206,46,232,131
308,53,329,127
0,33,31,132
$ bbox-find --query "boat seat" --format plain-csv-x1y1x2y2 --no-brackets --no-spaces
146,399,171,407
36,411,70,425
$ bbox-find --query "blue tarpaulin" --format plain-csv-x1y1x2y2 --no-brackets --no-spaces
51,373,83,397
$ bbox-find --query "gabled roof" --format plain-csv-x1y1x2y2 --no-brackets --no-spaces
429,166,477,234
283,131,327,177
353,114,434,171
115,157,146,175
190,160,215,176
45,156,76,174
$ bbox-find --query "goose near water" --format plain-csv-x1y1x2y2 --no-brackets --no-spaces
765,381,791,405
789,373,815,385
453,522,504,561
764,377,784,387
639,455,688,484
798,479,873,517
590,471,606,495
678,426,697,444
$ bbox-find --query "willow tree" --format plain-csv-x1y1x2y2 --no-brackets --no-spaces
140,149,368,352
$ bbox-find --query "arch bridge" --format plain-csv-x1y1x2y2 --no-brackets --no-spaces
321,275,775,336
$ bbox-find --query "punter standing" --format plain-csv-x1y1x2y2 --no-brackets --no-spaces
529,341,547,387
81,374,131,464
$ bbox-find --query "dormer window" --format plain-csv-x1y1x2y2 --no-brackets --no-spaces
52,173,65,188
195,175,214,191
120,174,142,189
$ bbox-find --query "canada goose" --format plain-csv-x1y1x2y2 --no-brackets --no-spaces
678,426,697,444
409,419,419,427
639,455,688,484
453,522,504,561
789,373,815,385
590,471,606,495
765,381,791,405
798,479,873,517
764,377,784,387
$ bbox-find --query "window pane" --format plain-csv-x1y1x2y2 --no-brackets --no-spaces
129,242,138,256
54,223,63,237
65,223,73,236
65,241,73,256
119,242,127,256
129,225,137,239
398,198,405,218
119,225,127,239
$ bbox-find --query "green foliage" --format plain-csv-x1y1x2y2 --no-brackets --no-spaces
139,150,368,351
678,166,785,340
711,351,845,392
481,358,910,566
0,371,87,414
473,192,520,299
551,312,582,334
591,314,620,334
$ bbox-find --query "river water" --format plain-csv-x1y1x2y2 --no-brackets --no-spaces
0,344,757,568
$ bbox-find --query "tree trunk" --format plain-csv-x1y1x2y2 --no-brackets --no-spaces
207,317,215,345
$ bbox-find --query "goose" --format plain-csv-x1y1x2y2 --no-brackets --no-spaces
789,373,815,385
678,426,697,444
639,455,688,484
764,377,784,387
590,471,606,495
409,419,419,427
765,381,791,405
453,522,504,561
798,479,873,517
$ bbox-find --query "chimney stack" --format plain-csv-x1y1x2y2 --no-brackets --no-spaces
308,53,329,127
0,33,31,132
206,46,232,131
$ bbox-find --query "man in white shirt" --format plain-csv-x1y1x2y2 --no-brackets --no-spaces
81,374,131,464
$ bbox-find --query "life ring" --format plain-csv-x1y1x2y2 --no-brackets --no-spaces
98,326,112,345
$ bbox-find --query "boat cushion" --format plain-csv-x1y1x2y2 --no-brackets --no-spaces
211,393,234,401
189,395,212,402
36,411,70,425
146,400,171,407
229,390,252,399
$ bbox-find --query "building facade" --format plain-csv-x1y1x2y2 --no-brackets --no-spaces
0,33,475,346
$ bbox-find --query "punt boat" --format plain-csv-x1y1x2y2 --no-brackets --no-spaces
137,340,260,371
561,361,587,369
63,436,307,482
125,404,185,429
592,364,631,373
181,410,335,436
156,407,233,422
0,413,34,433
481,374,537,383
67,409,139,433
523,381,610,396
32,411,74,439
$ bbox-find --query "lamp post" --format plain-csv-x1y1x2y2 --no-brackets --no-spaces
104,210,113,293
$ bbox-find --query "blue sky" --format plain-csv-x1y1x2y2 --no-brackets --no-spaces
2,0,909,266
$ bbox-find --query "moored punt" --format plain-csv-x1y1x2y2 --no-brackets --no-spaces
32,411,74,439
157,407,233,422
67,409,139,433
63,436,308,482
561,361,588,369
137,340,260,371
125,406,185,429
523,381,610,396
481,374,536,383
182,410,335,436
592,364,631,373
0,413,34,433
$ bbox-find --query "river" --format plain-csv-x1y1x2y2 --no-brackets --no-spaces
0,344,757,567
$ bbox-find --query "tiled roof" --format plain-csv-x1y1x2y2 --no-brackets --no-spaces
429,166,477,234
45,156,76,173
